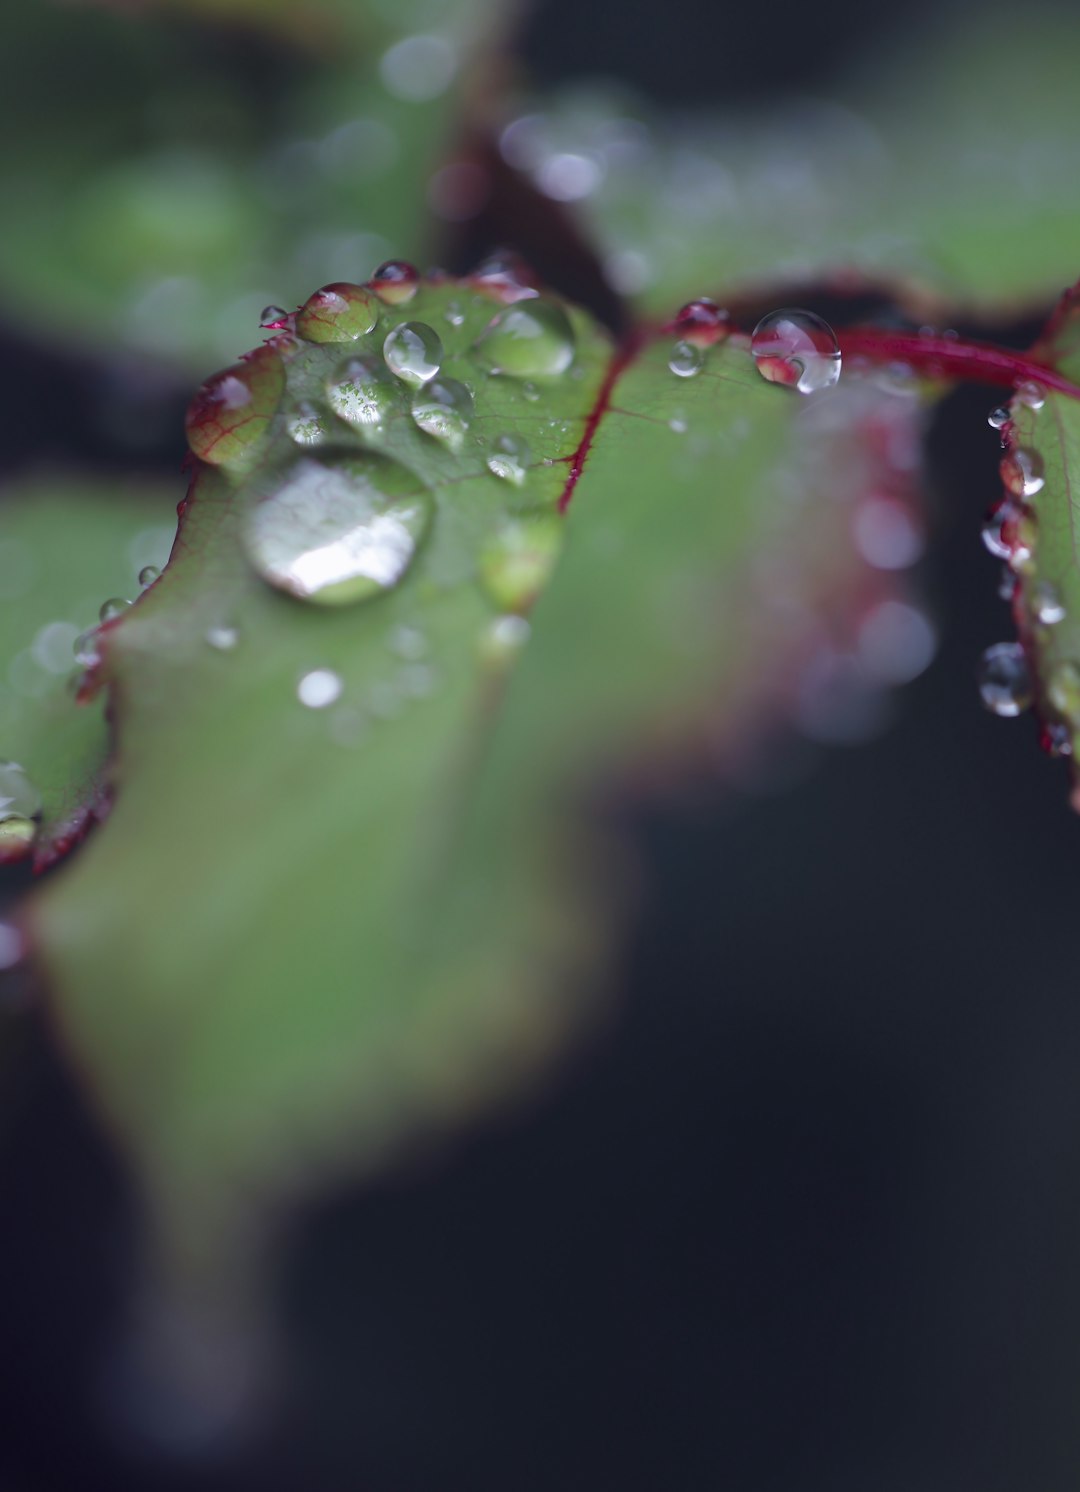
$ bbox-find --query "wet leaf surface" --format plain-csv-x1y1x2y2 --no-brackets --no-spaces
26,279,928,1270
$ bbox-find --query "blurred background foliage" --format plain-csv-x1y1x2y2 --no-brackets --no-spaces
5,0,1080,1490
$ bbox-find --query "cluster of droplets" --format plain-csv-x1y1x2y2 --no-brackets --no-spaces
975,377,1080,756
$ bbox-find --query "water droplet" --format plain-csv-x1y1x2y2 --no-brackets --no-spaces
486,433,530,486
327,358,400,428
751,309,842,394
244,453,431,606
1042,721,1073,757
479,613,531,664
522,381,540,402
0,818,36,863
73,628,100,666
472,251,539,302
285,399,330,445
260,305,290,329
1031,579,1066,625
480,515,561,612
444,300,465,327
99,597,130,622
296,283,379,343
668,340,703,378
0,761,41,822
371,261,420,304
1000,447,1045,498
410,377,473,449
669,416,688,434
988,405,1011,430
1049,661,1080,721
185,346,285,466
137,565,160,591
206,624,239,651
473,299,575,378
982,500,1017,560
998,567,1018,602
978,641,1032,716
673,298,729,342
1016,380,1046,411
297,668,343,710
383,322,443,386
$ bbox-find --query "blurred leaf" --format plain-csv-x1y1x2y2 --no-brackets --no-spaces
517,9,1080,314
29,279,927,1272
0,1,499,367
0,477,176,859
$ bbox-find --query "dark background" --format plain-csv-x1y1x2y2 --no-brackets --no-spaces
3,0,1080,1488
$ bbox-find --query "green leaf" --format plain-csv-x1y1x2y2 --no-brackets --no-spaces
29,280,925,1270
527,9,1080,314
0,477,176,861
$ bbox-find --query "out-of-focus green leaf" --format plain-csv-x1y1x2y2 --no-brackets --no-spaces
514,10,1080,315
30,279,926,1273
0,478,176,858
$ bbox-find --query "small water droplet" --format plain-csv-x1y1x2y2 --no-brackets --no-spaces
988,405,1011,430
326,358,400,427
371,260,420,304
99,597,130,623
206,624,239,651
1000,447,1045,498
0,818,36,863
1006,509,1038,574
472,251,539,302
244,453,431,606
185,347,285,466
669,416,688,434
998,567,1018,602
486,433,530,486
1042,721,1073,757
73,628,101,666
1031,579,1066,625
480,515,560,612
1016,380,1046,411
473,298,575,378
1049,661,1080,721
282,399,327,446
260,305,290,329
479,613,531,664
296,283,379,343
444,300,465,327
981,500,1017,560
297,668,343,709
978,641,1032,716
0,761,42,822
522,381,540,402
137,565,160,589
751,309,841,394
383,321,443,386
668,340,703,378
673,298,729,342
410,377,473,449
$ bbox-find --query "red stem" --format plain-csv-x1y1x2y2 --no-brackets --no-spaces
559,331,645,513
836,328,1080,400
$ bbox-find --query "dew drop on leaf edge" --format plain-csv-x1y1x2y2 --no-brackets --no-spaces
978,641,1032,717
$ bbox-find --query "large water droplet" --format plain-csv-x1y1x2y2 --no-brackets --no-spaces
244,453,431,606
371,261,420,305
185,346,285,466
138,565,160,588
1000,447,1045,498
297,668,344,709
296,283,379,343
982,499,1018,560
410,378,473,449
473,299,575,378
383,322,443,386
486,432,530,485
326,358,400,427
668,340,703,378
751,309,841,394
0,761,42,822
978,641,1032,716
480,515,561,612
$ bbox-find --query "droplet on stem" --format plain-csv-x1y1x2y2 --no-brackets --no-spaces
751,309,841,394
